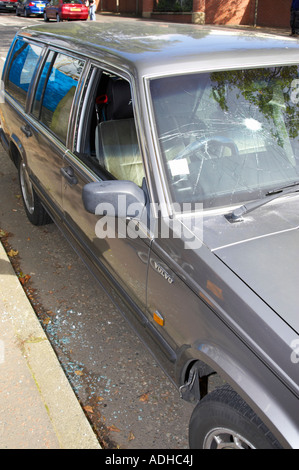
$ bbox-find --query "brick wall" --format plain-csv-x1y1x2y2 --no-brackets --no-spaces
205,0,255,25
256,0,291,27
100,0,142,14
97,0,293,28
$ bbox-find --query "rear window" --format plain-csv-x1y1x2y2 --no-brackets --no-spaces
5,38,42,108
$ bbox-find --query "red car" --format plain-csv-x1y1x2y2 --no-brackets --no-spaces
44,0,88,21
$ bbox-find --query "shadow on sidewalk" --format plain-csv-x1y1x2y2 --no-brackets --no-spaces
0,257,15,277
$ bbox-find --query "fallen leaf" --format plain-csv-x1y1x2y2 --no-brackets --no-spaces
19,274,31,285
75,370,84,376
128,431,135,441
108,424,121,433
7,249,18,257
0,229,8,238
139,392,149,403
84,405,93,414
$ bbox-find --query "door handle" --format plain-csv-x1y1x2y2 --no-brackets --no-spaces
20,124,32,138
60,166,78,186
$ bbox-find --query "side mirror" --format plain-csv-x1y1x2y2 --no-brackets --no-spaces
82,180,146,218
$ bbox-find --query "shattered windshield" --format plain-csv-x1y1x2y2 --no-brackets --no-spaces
150,67,299,209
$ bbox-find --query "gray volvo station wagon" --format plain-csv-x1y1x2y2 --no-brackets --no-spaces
1,21,299,449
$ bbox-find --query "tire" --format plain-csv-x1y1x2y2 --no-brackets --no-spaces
44,11,49,21
189,385,281,449
56,13,61,21
18,159,52,226
24,8,30,17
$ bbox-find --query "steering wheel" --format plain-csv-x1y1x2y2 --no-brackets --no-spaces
173,136,239,197
176,136,239,161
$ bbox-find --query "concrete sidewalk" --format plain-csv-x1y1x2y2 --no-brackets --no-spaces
0,241,101,449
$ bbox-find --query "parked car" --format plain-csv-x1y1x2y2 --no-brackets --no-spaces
43,0,88,21
0,0,17,12
1,21,299,449
15,0,47,16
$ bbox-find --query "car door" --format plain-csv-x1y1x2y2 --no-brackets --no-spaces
1,37,43,172
25,49,85,217
61,65,151,325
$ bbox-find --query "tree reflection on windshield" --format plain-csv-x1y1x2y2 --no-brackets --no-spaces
210,66,299,146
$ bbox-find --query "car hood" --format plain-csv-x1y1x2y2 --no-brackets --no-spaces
191,193,299,334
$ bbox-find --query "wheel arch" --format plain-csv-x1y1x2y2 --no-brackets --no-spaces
9,134,26,168
177,343,297,449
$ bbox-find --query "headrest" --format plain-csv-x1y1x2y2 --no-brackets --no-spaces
106,79,133,120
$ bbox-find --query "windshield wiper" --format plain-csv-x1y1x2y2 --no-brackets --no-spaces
225,181,299,222
265,181,299,195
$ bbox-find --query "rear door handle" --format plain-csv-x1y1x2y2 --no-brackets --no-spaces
60,166,78,186
20,124,32,138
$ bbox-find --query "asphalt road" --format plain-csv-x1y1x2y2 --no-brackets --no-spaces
0,12,195,449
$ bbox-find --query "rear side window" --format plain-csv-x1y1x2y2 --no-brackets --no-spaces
32,51,84,144
5,39,42,108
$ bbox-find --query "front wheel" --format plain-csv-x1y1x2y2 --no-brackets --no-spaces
189,385,281,449
18,159,52,226
44,11,49,21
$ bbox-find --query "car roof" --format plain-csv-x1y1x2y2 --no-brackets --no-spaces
20,21,299,77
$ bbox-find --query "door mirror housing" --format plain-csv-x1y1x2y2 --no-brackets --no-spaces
82,180,146,219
